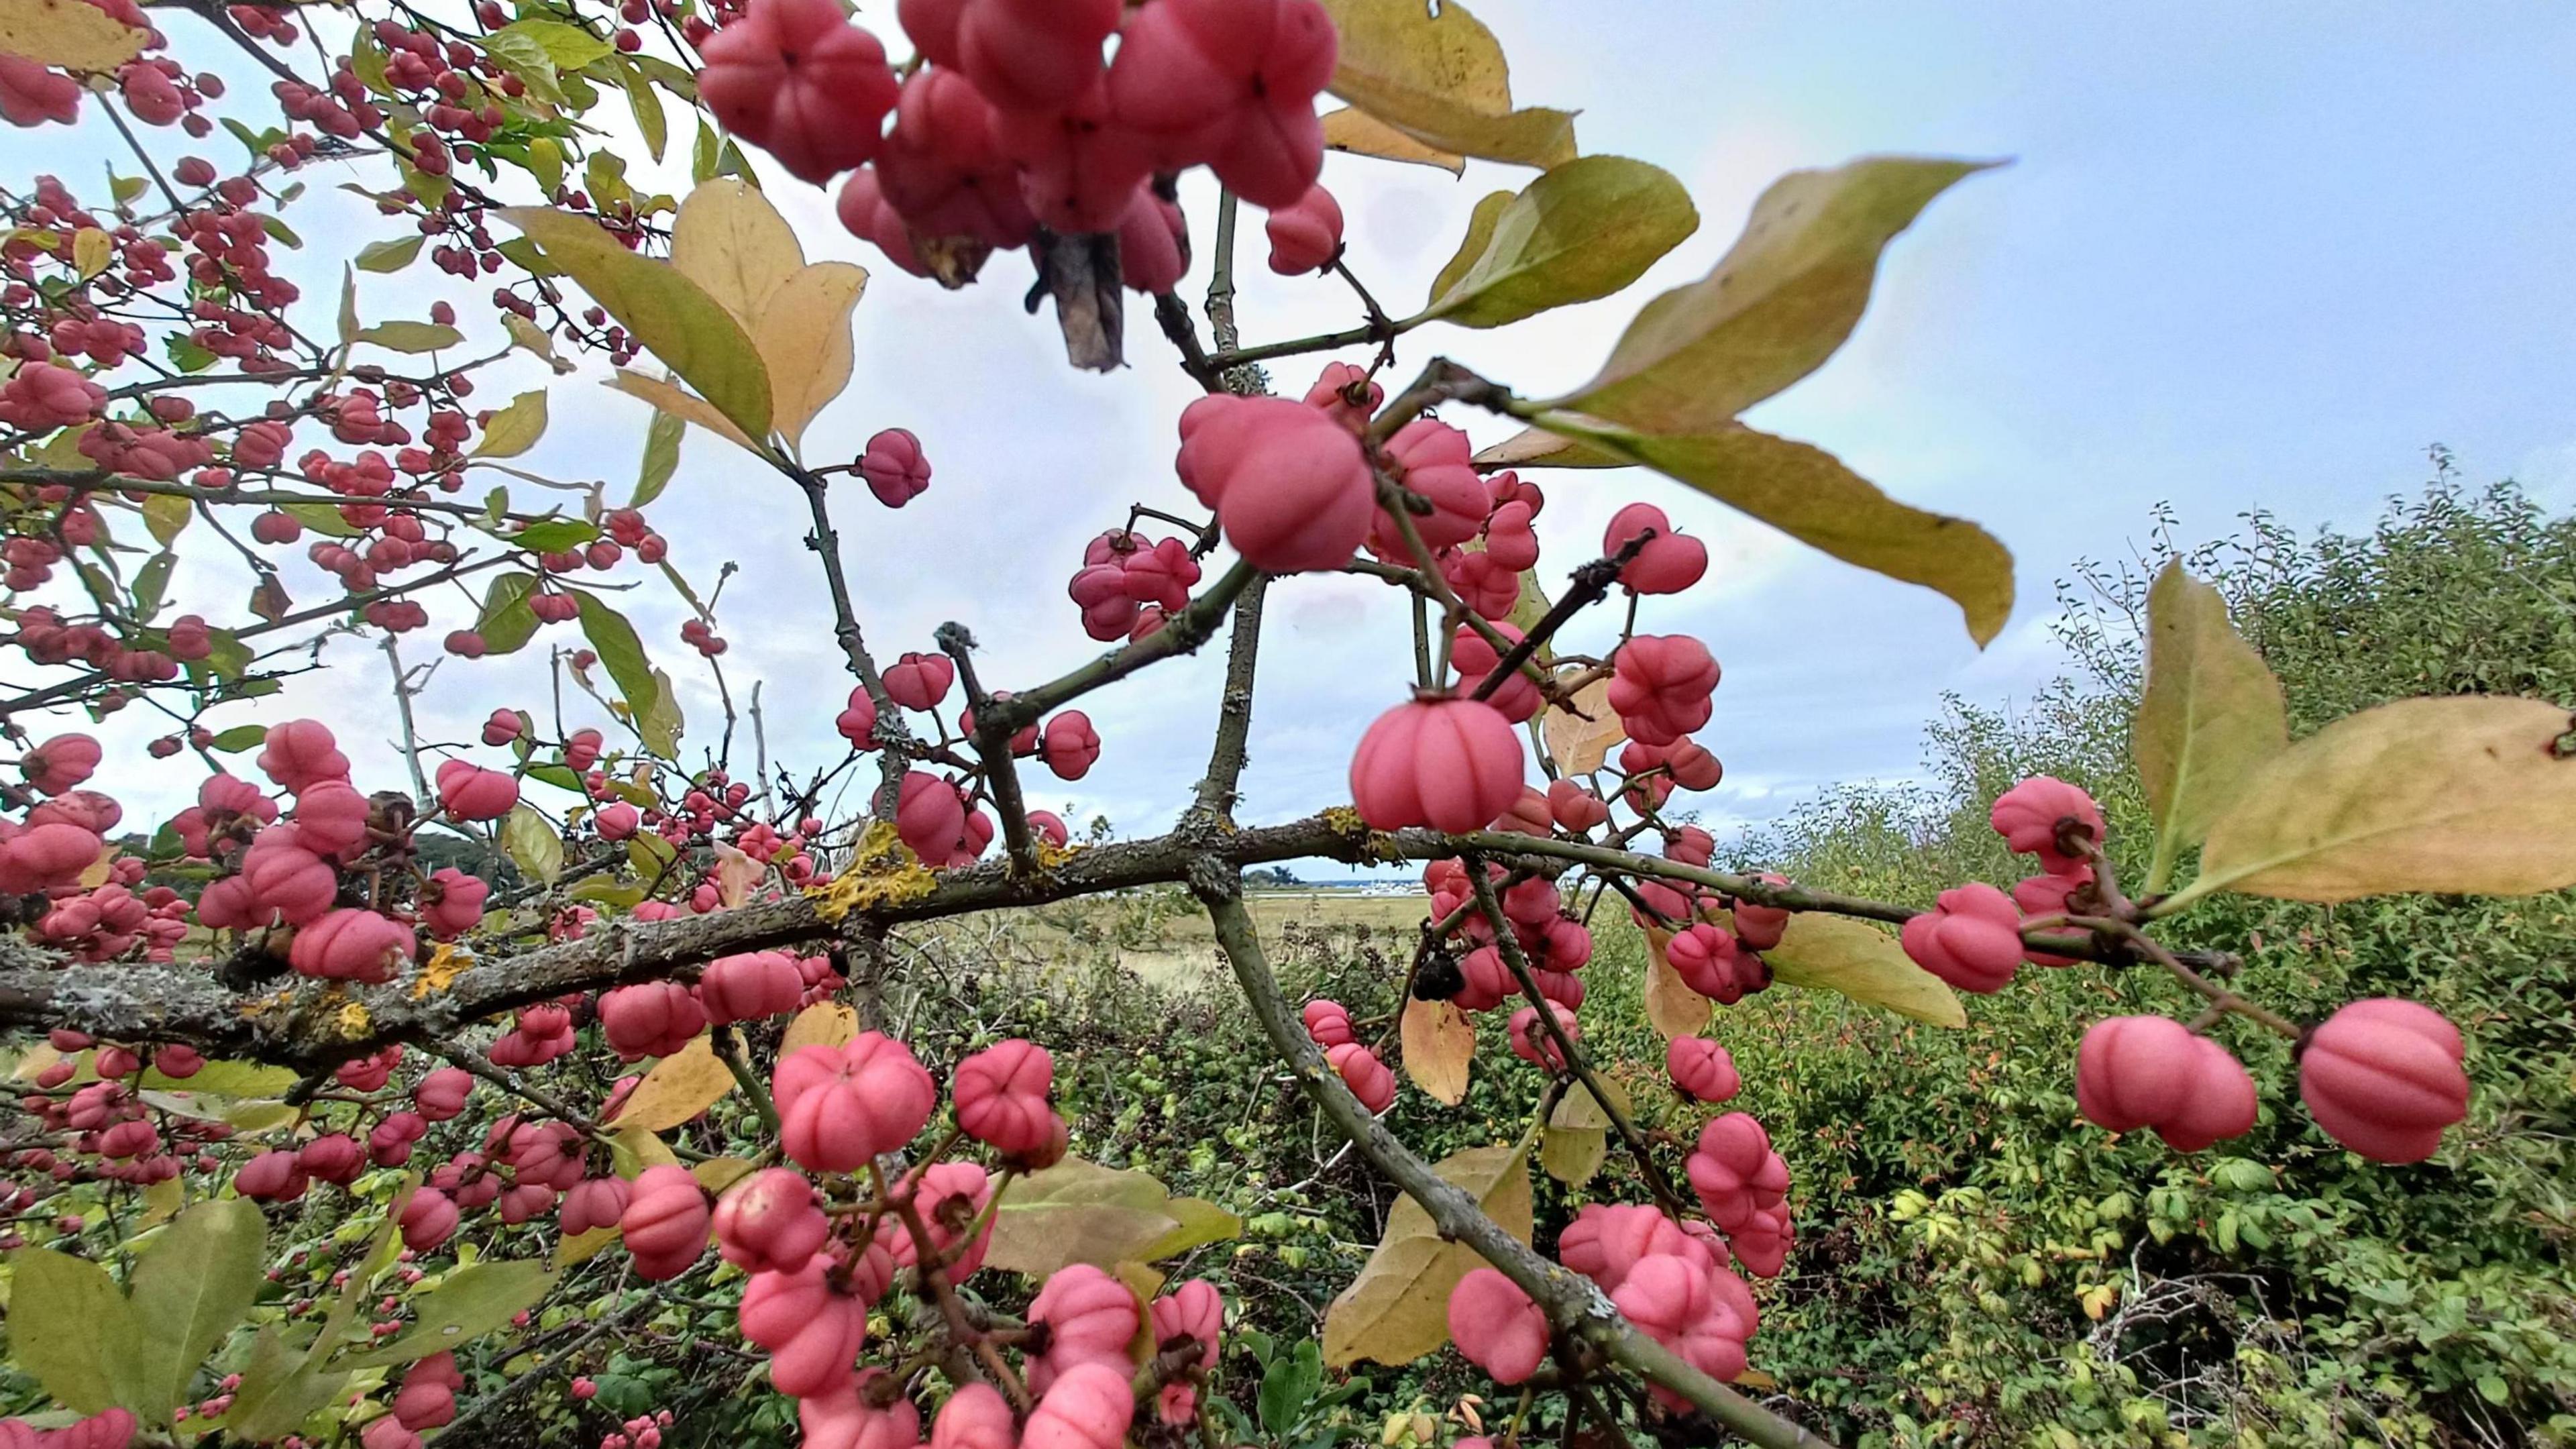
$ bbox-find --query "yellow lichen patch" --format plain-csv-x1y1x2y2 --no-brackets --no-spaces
805,859,938,923
334,1000,372,1039
1033,839,1084,869
409,943,472,1000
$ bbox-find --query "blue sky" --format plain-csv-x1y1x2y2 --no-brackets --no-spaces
46,3,2576,865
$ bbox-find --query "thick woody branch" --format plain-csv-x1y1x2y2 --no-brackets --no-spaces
1187,863,1833,1449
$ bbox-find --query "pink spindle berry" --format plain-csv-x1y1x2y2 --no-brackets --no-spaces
1668,1036,1741,1103
698,949,804,1024
696,0,900,183
559,1176,632,1237
1174,394,1374,573
2298,998,2470,1164
1603,502,1709,594
1348,696,1525,833
1899,883,2024,994
398,1187,460,1250
932,1383,1016,1449
773,1033,936,1171
481,709,523,746
1447,1267,1548,1384
953,1039,1062,1163
433,760,519,822
289,910,417,985
1028,1263,1142,1393
620,1165,712,1280
2075,1016,2257,1152
1265,183,1342,273
1301,999,1354,1049
1020,1360,1134,1449
739,1255,871,1397
883,651,956,711
598,981,706,1060
859,427,930,508
713,1167,830,1274
1325,1041,1394,1114
1988,775,2105,875
257,720,349,792
1040,712,1101,781
1607,635,1719,747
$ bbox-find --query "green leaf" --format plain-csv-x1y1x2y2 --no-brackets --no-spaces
525,136,566,199
638,666,684,759
511,518,598,552
207,724,268,754
1544,156,1998,434
501,803,565,883
1763,911,1966,1027
282,500,360,538
2184,697,2576,905
472,389,550,459
1417,156,1696,328
619,61,666,163
128,1199,266,1424
1538,1074,1627,1187
1313,0,1577,167
131,551,174,619
1258,1338,1323,1439
478,27,568,107
1525,415,2013,647
141,492,192,545
498,18,612,69
633,402,684,508
340,1261,557,1369
573,591,661,744
628,830,678,877
691,120,720,185
354,235,425,273
5,1247,143,1415
2132,562,2290,892
216,1324,348,1443
355,321,464,354
1322,1144,1532,1368
474,572,543,655
502,207,773,441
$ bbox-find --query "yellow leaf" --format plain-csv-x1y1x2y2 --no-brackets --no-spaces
1398,997,1473,1106
1642,927,1711,1038
0,0,147,70
691,1157,758,1194
1313,0,1576,168
1735,1368,1779,1391
1541,676,1621,776
70,228,111,280
754,261,867,449
2189,696,2576,904
779,1002,858,1055
606,1034,734,1132
138,1176,184,1227
1472,422,1631,470
1764,912,1966,1028
987,1158,1238,1278
2131,562,2289,890
1323,1143,1532,1368
470,388,549,459
1321,107,1464,174
609,1124,679,1177
1526,417,2015,649
553,1224,619,1268
668,177,804,329
1538,1075,1627,1187
607,370,763,457
502,207,772,440
1416,156,1697,329
1545,156,1996,435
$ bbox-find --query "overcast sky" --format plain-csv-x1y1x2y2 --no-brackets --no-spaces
41,2,2576,870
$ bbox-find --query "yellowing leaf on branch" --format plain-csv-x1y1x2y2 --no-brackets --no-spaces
608,1032,734,1132
1399,996,1474,1105
1542,675,1622,775
1313,0,1576,168
1322,1144,1531,1368
608,370,763,457
1544,156,1998,434
780,1001,858,1055
1642,927,1711,1038
669,177,803,329
986,1158,1240,1279
1320,107,1464,174
753,261,866,449
1472,420,1630,470
1764,912,1966,1028
2187,696,2576,904
471,389,549,459
1539,1075,1629,1187
2131,562,2289,890
503,207,773,441
0,0,148,71
1417,156,1697,329
1523,415,2015,647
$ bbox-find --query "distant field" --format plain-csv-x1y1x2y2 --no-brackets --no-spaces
935,888,1426,988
